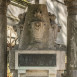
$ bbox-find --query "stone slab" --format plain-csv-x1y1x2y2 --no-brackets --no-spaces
15,50,66,70
18,54,56,67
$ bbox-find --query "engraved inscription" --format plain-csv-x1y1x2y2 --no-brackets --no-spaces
18,54,56,67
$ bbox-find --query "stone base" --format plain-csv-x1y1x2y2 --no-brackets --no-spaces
72,70,77,77
67,70,77,77
10,69,65,77
15,50,66,70
57,70,64,77
10,69,18,77
18,70,57,77
14,50,66,77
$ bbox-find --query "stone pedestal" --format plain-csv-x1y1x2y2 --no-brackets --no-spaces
11,70,18,77
9,4,66,77
14,50,65,77
9,49,18,77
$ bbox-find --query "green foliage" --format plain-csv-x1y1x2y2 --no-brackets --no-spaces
11,0,31,6
22,0,30,3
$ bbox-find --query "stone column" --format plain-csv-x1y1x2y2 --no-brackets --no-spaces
64,0,77,77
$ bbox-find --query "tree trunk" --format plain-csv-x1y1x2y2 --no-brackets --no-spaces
64,0,77,77
0,0,7,77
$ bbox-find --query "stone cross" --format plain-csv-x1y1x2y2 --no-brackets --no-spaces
35,0,39,4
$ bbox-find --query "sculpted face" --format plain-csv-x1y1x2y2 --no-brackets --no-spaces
31,21,46,42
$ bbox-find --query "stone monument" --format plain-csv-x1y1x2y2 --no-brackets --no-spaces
9,0,66,77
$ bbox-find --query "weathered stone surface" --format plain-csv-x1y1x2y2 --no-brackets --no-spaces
57,70,64,77
20,70,48,77
9,45,18,69
26,70,48,77
15,50,66,70
64,0,77,77
9,50,15,69
9,45,19,77
10,70,18,77
0,1,7,77
19,4,50,49
9,3,66,77
19,4,59,50
65,0,77,15
66,15,77,77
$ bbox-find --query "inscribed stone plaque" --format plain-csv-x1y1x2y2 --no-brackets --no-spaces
18,54,56,67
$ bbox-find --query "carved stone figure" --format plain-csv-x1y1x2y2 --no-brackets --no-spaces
12,4,60,50
13,13,26,43
48,12,58,49
19,4,59,50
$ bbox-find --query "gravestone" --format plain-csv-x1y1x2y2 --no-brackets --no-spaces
9,1,66,77
15,50,65,77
